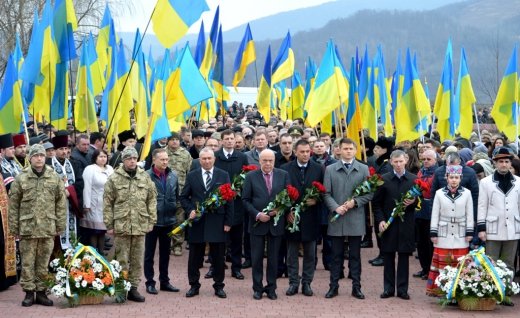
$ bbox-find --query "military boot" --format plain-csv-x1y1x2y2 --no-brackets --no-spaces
127,287,145,302
35,291,53,306
21,291,34,307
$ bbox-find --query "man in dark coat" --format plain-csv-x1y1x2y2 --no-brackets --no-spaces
213,130,249,280
373,150,418,300
180,148,233,299
242,149,289,300
282,139,323,297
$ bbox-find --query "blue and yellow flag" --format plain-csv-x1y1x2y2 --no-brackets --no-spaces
359,47,377,139
291,71,305,120
0,54,24,134
491,46,518,141
95,4,113,79
232,23,256,90
271,31,295,85
75,39,98,133
306,40,348,127
212,25,229,110
200,5,219,78
374,46,392,137
131,29,151,139
194,21,206,68
53,0,77,62
346,57,363,158
152,0,209,48
433,40,454,142
257,46,272,122
454,48,476,139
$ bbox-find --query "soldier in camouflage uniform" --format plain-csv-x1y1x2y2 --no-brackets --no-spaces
8,144,66,307
103,146,157,302
165,132,192,256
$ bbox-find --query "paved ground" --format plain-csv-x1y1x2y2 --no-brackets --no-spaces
0,240,518,318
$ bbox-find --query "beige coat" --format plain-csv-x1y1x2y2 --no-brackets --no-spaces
430,187,474,249
477,174,520,241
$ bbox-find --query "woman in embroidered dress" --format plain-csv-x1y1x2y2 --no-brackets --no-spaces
426,165,474,296
80,150,113,252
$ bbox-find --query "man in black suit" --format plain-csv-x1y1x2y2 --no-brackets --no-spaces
180,148,233,299
242,149,289,300
373,150,418,300
214,130,249,280
282,140,323,297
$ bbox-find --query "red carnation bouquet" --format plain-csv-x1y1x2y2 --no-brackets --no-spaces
255,185,299,227
231,165,259,196
330,166,384,223
169,183,237,236
378,178,429,237
287,181,326,233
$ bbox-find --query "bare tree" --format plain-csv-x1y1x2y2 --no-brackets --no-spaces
476,29,502,104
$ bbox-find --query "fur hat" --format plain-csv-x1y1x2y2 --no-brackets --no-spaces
0,133,13,149
375,136,394,150
52,135,69,149
117,130,137,143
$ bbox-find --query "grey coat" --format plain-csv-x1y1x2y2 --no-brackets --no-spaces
324,160,373,237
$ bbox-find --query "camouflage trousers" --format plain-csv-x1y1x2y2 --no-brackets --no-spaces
115,235,145,288
171,207,185,249
19,237,54,291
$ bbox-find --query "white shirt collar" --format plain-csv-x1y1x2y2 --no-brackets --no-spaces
223,149,234,157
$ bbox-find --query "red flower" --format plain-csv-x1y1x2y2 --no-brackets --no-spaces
369,166,376,176
287,185,300,202
414,179,431,196
219,183,237,201
312,181,326,193
242,165,258,172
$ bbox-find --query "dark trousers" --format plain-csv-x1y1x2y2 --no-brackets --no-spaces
250,233,282,293
287,240,316,287
321,225,332,269
228,223,243,272
278,238,287,275
243,216,251,262
188,242,225,290
144,225,173,287
415,218,433,273
383,252,410,295
330,236,361,289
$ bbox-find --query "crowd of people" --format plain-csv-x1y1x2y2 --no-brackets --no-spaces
0,102,519,307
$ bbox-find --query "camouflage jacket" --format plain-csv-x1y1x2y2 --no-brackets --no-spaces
166,147,192,191
8,165,66,238
103,166,157,235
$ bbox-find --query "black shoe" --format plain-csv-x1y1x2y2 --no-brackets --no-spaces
371,258,384,266
242,259,252,269
160,283,180,292
127,288,145,302
352,288,365,299
225,255,232,262
397,292,410,300
501,300,515,306
380,291,394,299
360,241,373,248
232,271,245,280
185,287,199,298
215,289,227,298
368,255,382,264
204,269,213,279
325,287,338,298
253,291,262,300
22,291,34,307
412,270,425,278
146,285,158,294
35,291,53,306
266,291,277,300
302,283,313,296
286,285,298,296
421,274,428,280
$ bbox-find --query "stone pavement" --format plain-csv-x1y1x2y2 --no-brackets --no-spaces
0,241,518,318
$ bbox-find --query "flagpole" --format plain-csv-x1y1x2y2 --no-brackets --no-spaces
104,4,157,148
48,60,52,137
472,103,481,142
65,27,77,139
253,60,260,92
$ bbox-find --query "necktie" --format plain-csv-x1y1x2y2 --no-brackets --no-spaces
344,163,351,170
227,152,231,159
300,166,306,185
205,171,212,190
264,173,272,194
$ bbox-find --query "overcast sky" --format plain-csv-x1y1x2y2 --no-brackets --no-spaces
116,0,337,33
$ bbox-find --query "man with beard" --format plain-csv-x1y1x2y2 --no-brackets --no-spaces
12,134,29,169
1,134,22,192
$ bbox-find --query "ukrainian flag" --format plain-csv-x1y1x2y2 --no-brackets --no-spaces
374,47,392,137
212,25,230,110
152,0,209,48
491,46,518,141
306,40,348,127
454,48,476,139
199,5,219,78
359,48,377,139
53,0,77,62
232,23,256,90
75,39,98,133
131,29,151,139
291,71,305,119
433,41,454,142
271,32,295,85
96,4,114,80
0,54,24,134
346,57,363,158
257,46,272,122
194,21,206,68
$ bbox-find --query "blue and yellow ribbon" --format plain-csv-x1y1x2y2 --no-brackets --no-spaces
447,246,505,302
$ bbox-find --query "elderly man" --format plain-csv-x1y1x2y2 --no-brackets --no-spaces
104,146,157,302
477,147,520,271
181,148,233,299
242,149,290,300
9,144,66,306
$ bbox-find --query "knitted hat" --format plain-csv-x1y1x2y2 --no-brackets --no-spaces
28,144,46,159
121,146,138,161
